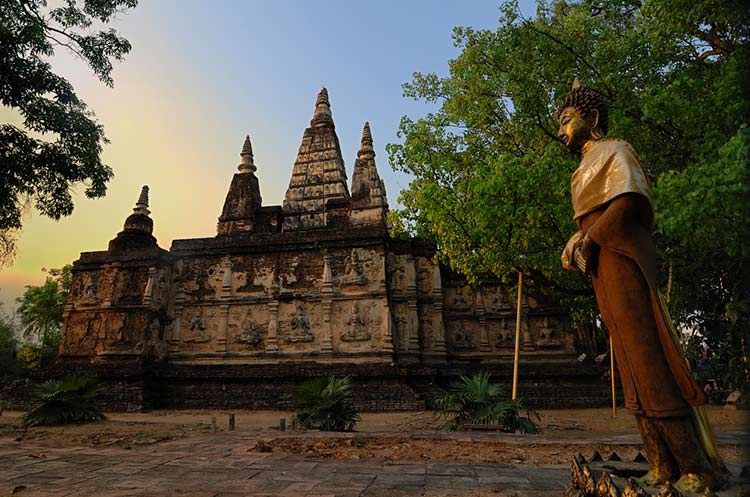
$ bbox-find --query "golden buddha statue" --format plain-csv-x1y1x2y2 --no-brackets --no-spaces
557,81,727,493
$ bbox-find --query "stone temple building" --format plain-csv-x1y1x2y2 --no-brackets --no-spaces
51,89,609,411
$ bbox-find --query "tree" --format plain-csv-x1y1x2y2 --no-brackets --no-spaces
0,314,21,380
16,265,71,367
388,1,748,389
0,0,138,265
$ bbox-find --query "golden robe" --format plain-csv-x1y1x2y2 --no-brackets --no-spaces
562,139,706,417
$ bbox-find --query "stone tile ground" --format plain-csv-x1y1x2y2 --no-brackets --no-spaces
1,431,747,497
0,432,569,497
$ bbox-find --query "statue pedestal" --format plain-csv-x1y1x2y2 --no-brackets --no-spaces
564,452,736,497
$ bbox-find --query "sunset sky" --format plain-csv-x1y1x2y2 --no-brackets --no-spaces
0,1,536,312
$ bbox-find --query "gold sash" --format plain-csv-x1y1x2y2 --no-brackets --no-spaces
570,139,653,221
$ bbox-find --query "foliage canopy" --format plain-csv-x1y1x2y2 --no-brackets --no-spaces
0,0,138,264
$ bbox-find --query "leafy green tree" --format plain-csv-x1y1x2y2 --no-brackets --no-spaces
0,315,21,379
0,0,138,265
388,1,748,390
292,375,360,432
433,371,540,432
16,265,71,367
21,372,106,427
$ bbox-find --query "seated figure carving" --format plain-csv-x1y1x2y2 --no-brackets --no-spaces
285,305,314,343
234,319,262,347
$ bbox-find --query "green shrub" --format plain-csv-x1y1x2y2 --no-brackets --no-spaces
21,372,106,428
292,375,360,431
433,371,540,433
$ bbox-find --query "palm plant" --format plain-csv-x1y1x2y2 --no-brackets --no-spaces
292,375,360,431
433,371,540,433
21,372,106,428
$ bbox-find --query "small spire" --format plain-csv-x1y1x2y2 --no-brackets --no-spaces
316,88,329,107
133,185,150,216
362,121,373,147
358,121,375,158
572,78,581,91
238,135,256,173
311,87,333,127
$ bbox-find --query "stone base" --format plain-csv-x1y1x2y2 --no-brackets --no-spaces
564,451,739,497
2,359,617,413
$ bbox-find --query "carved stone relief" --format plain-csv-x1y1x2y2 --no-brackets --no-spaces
447,321,475,350
114,270,148,305
415,257,433,295
341,249,370,286
234,319,263,347
80,272,101,306
449,286,471,310
535,317,562,347
490,289,510,313
493,318,514,347
388,254,406,292
284,304,314,343
182,306,212,344
341,301,371,342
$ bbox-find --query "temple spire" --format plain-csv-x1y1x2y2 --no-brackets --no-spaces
283,88,349,230
238,135,256,173
350,121,388,227
133,185,150,216
310,87,334,128
358,121,374,158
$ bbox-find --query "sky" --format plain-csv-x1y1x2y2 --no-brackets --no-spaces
0,0,537,313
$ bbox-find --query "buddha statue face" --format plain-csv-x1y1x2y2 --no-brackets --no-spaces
557,106,599,154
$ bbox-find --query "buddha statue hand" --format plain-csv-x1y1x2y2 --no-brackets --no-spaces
574,233,598,276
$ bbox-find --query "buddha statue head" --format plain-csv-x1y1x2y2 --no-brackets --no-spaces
556,80,608,154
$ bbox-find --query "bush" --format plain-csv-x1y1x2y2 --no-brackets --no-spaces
21,372,106,428
292,375,360,431
433,371,540,433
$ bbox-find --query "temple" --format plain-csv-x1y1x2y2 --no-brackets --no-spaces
55,89,604,411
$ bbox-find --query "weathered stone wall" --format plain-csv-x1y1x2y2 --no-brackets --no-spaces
1,361,619,412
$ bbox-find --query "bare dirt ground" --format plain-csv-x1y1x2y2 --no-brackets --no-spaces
1,407,747,465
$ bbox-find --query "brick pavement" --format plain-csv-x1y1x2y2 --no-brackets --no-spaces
0,432,570,497
0,431,747,497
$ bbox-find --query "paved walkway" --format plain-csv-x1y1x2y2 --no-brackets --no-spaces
0,431,747,497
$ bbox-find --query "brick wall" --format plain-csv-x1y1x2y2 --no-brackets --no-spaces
2,359,617,413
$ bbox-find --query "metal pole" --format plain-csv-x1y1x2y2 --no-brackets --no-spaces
512,271,523,400
610,335,616,417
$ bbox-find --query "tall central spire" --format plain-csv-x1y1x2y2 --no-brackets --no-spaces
311,88,334,128
282,88,349,231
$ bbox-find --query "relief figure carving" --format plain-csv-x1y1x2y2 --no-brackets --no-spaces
285,305,314,343
451,325,475,349
342,249,370,286
494,318,513,347
451,286,470,310
341,302,371,342
80,274,100,305
490,290,508,312
536,317,561,347
183,308,210,343
234,315,263,348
